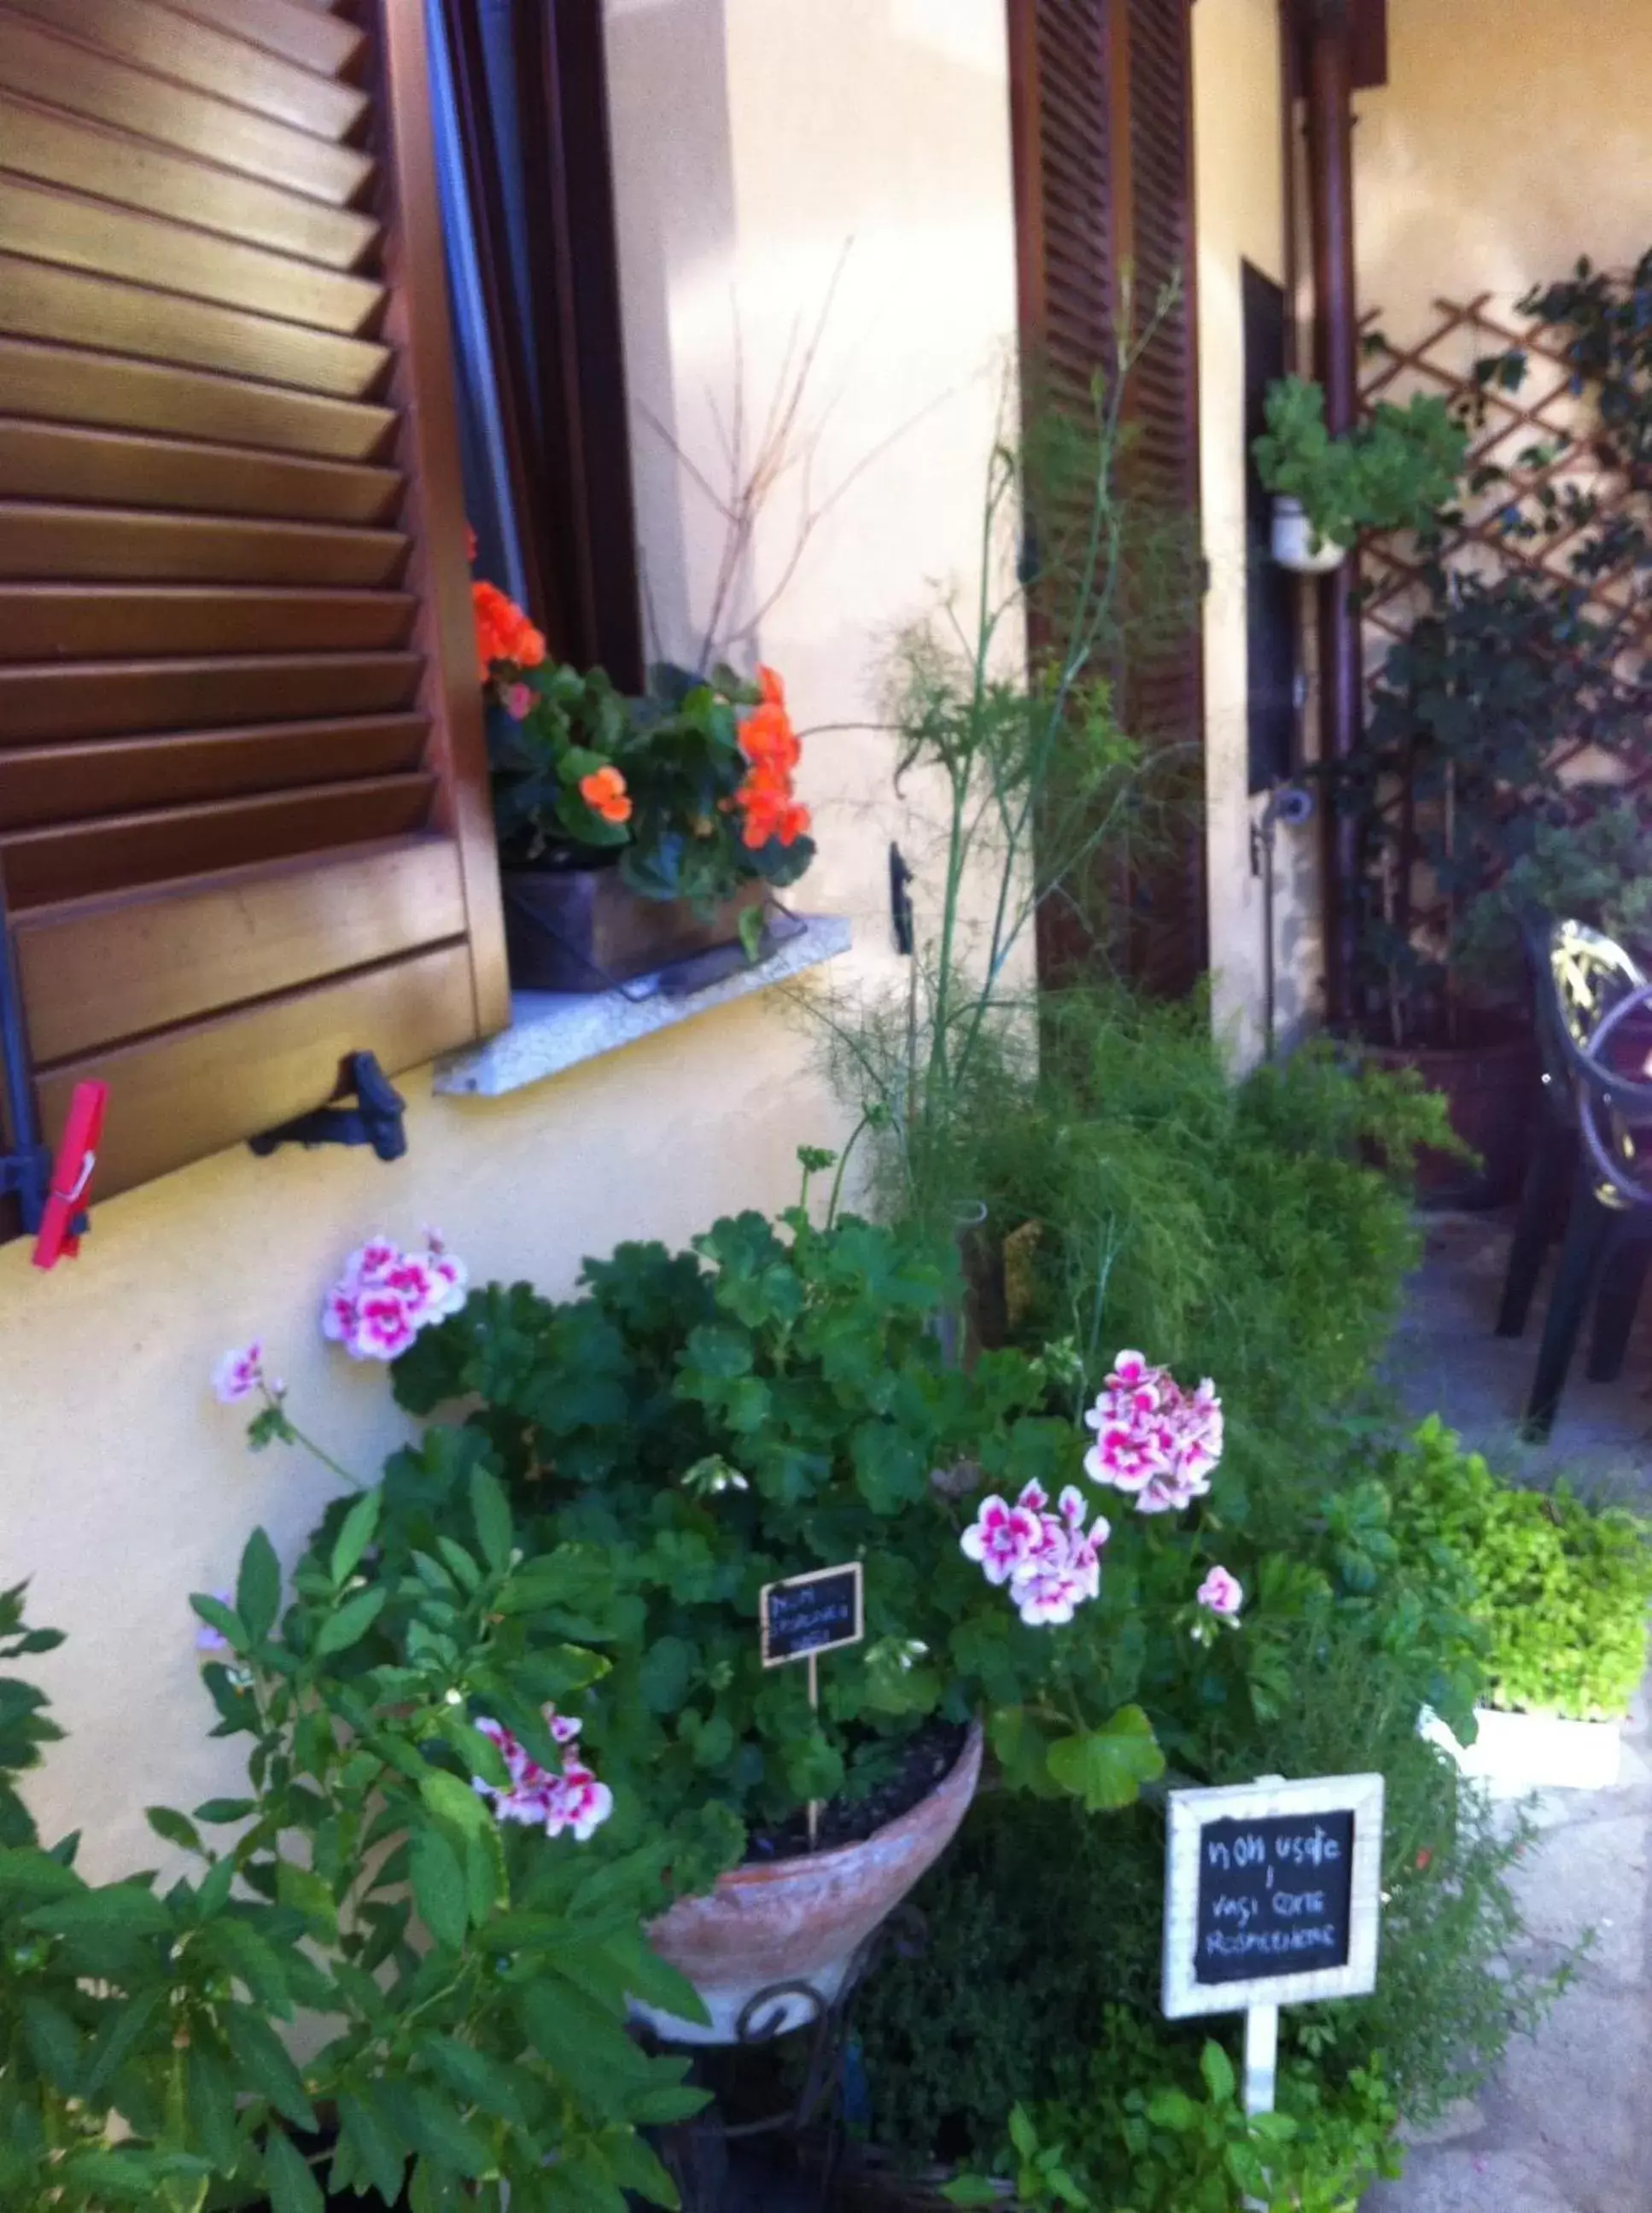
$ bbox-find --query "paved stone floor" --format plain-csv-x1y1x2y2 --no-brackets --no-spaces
1366,1213,1652,2213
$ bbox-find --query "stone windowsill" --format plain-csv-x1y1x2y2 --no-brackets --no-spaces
433,914,852,1100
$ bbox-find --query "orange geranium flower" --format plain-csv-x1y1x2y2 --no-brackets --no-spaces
733,666,808,847
580,765,632,825
472,580,546,683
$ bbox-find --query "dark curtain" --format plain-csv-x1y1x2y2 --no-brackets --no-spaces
426,0,643,686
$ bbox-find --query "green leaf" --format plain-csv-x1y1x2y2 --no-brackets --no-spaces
1008,2103,1039,2160
236,1527,282,1646
604,2128,684,2207
1044,1706,1165,1813
145,1805,201,1854
337,2088,407,2206
420,1766,492,1840
222,2004,316,2129
192,1797,255,1826
187,2044,242,2175
277,1859,340,1943
411,1827,469,1948
329,1490,382,1588
190,1592,248,1655
639,1635,695,1714
417,2035,531,2128
314,1586,387,1656
849,1422,927,1511
470,1466,514,1574
940,2181,1004,2207
1146,2087,1200,2131
264,2127,324,2213
1200,2038,1236,2108
20,1996,79,2093
82,1984,166,2098
24,1880,172,1939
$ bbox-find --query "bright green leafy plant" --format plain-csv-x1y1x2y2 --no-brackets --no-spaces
1386,1416,1652,1720
1252,376,1467,552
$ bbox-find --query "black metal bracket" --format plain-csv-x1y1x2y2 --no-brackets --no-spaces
889,843,915,956
248,1051,408,1164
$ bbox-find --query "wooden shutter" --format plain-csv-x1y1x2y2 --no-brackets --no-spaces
0,0,506,1211
1008,0,1206,997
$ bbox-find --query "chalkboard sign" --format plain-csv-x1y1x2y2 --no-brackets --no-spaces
760,1562,864,1667
1194,1807,1355,1984
1163,1773,1383,2019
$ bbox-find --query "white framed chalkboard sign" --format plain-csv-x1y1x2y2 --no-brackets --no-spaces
1163,1772,1385,2020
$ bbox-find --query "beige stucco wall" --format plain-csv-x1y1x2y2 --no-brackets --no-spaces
1192,0,1320,1070
1,0,1023,1874
1358,0,1652,342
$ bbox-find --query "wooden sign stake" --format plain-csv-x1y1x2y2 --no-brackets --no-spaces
759,1561,865,1855
806,1651,821,1849
1163,1770,1385,2206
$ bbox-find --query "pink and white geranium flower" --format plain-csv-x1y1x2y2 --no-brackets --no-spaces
1195,1564,1244,1618
213,1342,266,1406
1083,1352,1223,1516
471,1709,612,1842
322,1233,470,1363
960,1480,1110,1628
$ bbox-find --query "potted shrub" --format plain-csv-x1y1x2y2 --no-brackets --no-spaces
471,569,815,990
348,1180,1241,2046
1251,376,1467,574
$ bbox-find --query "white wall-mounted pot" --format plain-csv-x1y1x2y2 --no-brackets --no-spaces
1270,495,1347,575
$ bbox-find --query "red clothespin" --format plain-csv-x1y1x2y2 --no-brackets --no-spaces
32,1082,108,1270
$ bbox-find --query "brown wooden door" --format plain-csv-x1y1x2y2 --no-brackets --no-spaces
0,0,507,1211
1008,0,1206,998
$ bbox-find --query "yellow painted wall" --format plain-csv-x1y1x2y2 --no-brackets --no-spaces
1193,0,1319,1067
1358,0,1652,339
1,0,1024,1874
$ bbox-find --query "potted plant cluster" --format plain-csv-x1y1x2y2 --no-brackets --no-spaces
372,1173,1243,2047
1251,375,1467,574
471,565,815,991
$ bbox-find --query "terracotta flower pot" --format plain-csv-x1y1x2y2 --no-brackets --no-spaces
634,1720,984,2046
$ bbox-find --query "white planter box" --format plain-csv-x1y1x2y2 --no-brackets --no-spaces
1419,1703,1624,1794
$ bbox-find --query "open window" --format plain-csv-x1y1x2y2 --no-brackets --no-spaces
0,0,508,1214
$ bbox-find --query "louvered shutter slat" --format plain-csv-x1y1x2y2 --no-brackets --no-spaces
1011,0,1205,997
0,589,417,662
0,0,505,1217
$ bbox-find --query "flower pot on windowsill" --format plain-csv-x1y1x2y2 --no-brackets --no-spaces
500,860,768,993
633,1720,984,2047
1270,495,1348,575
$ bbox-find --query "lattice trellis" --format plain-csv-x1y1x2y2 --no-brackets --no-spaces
1359,291,1652,786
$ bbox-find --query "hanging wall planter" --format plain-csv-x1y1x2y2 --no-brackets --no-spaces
1270,493,1347,575
633,1720,984,2046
